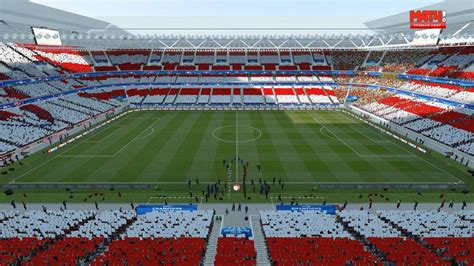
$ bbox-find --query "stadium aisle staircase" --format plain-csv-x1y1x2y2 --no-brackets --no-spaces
203,215,223,265
336,213,386,262
250,215,271,265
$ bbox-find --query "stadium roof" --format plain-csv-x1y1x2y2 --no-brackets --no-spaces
365,0,473,36
0,0,472,49
0,0,125,36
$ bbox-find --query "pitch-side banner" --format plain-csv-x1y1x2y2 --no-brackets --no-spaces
276,204,337,214
221,227,253,238
136,204,197,214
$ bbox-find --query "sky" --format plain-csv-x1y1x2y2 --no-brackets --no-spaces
28,0,445,35
30,0,443,17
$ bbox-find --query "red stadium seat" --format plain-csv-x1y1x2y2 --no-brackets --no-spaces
215,238,256,266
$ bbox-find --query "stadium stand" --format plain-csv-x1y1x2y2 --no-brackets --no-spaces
357,92,474,155
214,237,257,265
0,209,213,265
0,208,472,265
0,44,472,163
1,1,473,264
261,210,377,265
93,237,207,265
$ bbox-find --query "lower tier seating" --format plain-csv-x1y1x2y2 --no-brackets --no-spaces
357,93,474,155
92,237,206,265
266,237,378,265
28,237,104,265
424,237,474,265
0,238,49,265
215,237,256,265
368,237,445,265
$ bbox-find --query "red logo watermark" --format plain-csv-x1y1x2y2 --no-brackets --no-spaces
410,10,446,29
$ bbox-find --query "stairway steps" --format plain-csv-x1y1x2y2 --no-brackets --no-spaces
203,215,222,264
249,215,271,265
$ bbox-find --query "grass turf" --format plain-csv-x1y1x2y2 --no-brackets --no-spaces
3,110,469,187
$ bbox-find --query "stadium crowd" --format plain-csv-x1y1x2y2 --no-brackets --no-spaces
0,208,472,265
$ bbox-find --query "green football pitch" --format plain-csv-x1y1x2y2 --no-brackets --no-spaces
4,110,469,188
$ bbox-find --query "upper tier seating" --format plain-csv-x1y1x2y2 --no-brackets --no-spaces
106,50,149,70
331,51,367,70
28,46,92,72
1,45,473,81
0,43,47,78
195,51,214,64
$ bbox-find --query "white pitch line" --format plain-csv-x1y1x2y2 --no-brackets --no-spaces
270,196,326,200
340,113,392,144
60,125,157,158
124,118,161,120
235,111,239,183
10,136,92,184
10,116,160,183
12,181,217,184
341,111,463,183
278,181,461,184
411,154,464,183
314,117,415,158
9,156,59,184
133,127,155,141
59,155,115,158
146,196,203,203
211,125,262,143
109,118,160,157
84,125,124,143
348,124,390,144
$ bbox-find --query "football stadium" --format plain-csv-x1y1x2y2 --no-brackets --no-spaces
0,0,473,264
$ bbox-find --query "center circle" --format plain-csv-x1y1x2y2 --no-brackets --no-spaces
212,125,262,143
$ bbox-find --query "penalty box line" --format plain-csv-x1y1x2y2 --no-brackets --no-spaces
313,117,415,158
83,125,125,143
341,112,463,183
59,118,160,158
347,124,391,144
10,117,160,184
